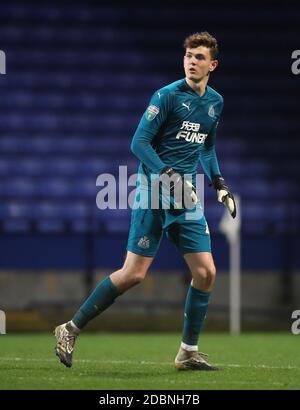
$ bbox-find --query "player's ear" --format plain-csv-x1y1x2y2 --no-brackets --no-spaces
210,59,218,72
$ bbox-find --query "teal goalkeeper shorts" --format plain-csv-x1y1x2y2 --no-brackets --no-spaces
126,202,211,257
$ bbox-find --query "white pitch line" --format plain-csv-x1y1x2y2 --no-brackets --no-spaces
8,377,298,388
0,357,299,371
169,380,300,388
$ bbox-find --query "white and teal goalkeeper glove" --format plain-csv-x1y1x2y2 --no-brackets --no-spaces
211,175,236,218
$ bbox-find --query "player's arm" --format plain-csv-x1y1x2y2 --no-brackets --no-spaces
130,90,170,174
199,140,221,183
200,106,236,218
199,97,223,182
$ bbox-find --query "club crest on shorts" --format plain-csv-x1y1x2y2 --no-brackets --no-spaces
208,105,215,117
138,236,150,249
145,105,159,121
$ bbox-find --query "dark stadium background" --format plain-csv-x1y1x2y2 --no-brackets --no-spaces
0,0,299,332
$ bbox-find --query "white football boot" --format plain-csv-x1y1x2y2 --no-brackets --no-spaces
175,347,219,371
54,322,79,368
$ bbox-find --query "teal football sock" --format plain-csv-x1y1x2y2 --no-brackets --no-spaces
182,285,210,346
72,276,120,329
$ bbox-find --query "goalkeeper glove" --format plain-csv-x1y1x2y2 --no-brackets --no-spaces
160,166,197,209
211,175,236,218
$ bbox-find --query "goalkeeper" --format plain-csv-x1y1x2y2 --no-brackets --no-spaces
54,32,236,370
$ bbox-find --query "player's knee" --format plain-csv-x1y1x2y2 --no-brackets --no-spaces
194,265,216,280
131,270,146,285
193,265,216,289
122,266,146,286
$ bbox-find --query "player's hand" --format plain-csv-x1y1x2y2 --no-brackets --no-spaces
212,175,236,218
160,167,197,209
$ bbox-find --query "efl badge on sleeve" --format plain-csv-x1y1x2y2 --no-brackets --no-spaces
145,105,159,121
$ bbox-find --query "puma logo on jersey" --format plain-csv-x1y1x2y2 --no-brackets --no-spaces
182,102,191,111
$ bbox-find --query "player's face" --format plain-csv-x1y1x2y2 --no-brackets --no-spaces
184,46,218,82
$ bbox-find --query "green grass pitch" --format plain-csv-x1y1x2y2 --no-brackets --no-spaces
0,333,299,390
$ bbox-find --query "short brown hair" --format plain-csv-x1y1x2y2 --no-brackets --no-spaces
183,32,219,59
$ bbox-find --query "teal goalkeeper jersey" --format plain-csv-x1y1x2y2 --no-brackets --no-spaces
131,78,224,186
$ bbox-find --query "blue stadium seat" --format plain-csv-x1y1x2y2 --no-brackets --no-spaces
0,178,36,197
36,179,73,198
34,202,88,219
3,219,31,233
37,219,66,233
5,202,33,219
